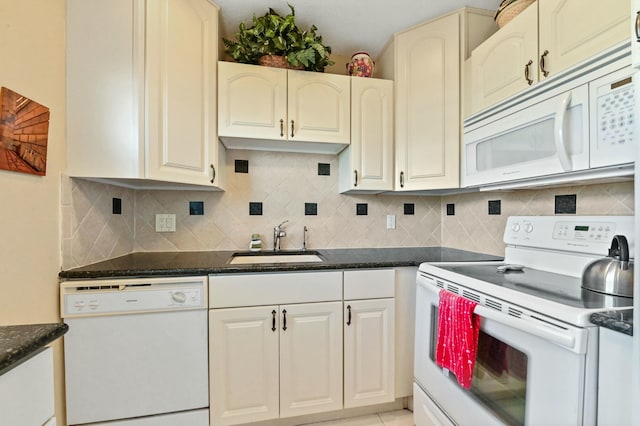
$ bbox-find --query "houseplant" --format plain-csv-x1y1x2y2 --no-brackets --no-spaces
222,4,335,72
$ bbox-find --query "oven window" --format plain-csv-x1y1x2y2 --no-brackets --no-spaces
431,307,528,425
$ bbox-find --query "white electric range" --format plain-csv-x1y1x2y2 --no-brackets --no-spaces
414,215,634,426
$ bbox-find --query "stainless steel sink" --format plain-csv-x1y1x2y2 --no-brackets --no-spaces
228,251,324,265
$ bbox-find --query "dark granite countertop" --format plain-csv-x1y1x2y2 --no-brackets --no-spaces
59,247,503,279
590,309,633,336
0,323,69,375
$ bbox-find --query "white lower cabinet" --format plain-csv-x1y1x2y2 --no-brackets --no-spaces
343,270,396,409
210,302,342,425
209,272,343,426
210,269,399,426
344,298,395,408
279,302,343,418
0,347,55,426
210,306,280,425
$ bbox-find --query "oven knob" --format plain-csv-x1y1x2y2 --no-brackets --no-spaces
511,224,521,232
524,224,534,233
171,291,187,304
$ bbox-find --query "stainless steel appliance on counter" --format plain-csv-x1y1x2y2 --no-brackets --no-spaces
414,216,634,426
61,276,209,426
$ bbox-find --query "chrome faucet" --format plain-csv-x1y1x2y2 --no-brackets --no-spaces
302,226,308,251
273,220,288,251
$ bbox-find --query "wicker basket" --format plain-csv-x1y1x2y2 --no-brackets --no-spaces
495,0,536,29
258,55,304,70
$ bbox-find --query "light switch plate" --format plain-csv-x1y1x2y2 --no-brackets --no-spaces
386,214,396,230
155,214,176,232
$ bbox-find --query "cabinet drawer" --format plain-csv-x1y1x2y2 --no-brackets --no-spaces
344,269,394,300
210,271,342,308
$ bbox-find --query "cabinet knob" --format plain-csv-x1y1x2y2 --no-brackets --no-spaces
346,305,352,326
540,50,549,77
282,309,287,331
353,170,358,187
272,310,277,332
524,60,534,86
280,119,284,137
399,171,405,188
210,164,216,184
290,120,295,138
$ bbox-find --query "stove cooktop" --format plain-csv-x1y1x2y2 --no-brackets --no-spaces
436,263,633,310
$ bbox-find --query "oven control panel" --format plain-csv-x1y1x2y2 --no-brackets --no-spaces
552,221,615,242
504,216,633,254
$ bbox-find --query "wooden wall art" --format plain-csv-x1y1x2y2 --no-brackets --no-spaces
0,87,50,176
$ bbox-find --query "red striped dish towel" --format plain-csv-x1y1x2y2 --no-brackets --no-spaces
436,289,481,389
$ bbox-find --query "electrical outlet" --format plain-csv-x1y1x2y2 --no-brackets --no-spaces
386,214,396,230
155,214,176,232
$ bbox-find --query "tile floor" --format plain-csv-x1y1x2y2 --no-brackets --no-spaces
305,409,414,426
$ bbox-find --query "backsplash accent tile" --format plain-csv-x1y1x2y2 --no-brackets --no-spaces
356,203,368,215
305,202,318,216
318,163,331,176
488,200,501,215
234,159,249,173
249,202,263,216
555,194,577,214
446,203,455,216
112,198,122,215
189,201,204,216
404,203,415,215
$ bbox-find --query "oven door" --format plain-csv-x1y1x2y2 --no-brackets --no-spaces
415,273,595,426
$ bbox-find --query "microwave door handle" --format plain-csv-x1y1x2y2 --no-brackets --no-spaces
554,92,573,172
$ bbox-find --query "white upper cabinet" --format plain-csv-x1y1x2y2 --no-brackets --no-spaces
379,8,496,191
538,0,629,75
218,61,350,154
338,78,394,193
470,0,629,114
470,4,538,114
217,62,288,140
67,0,224,189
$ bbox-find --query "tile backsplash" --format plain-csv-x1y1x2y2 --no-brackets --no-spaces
61,151,635,270
441,182,634,256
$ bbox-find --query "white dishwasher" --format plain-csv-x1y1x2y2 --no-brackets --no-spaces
61,276,209,426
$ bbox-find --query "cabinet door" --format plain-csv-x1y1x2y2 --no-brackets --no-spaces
145,0,222,186
395,13,461,191
348,78,394,191
279,302,343,418
470,3,538,114
344,298,395,408
218,61,287,140
210,307,279,426
538,0,629,79
287,71,351,144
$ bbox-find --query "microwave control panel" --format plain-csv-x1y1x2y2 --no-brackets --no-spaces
596,81,633,147
591,67,635,168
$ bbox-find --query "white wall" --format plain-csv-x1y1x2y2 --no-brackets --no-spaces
0,0,66,422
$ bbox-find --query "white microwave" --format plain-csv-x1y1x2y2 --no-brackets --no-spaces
463,47,635,189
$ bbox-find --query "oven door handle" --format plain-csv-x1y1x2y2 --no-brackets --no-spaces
474,304,576,350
